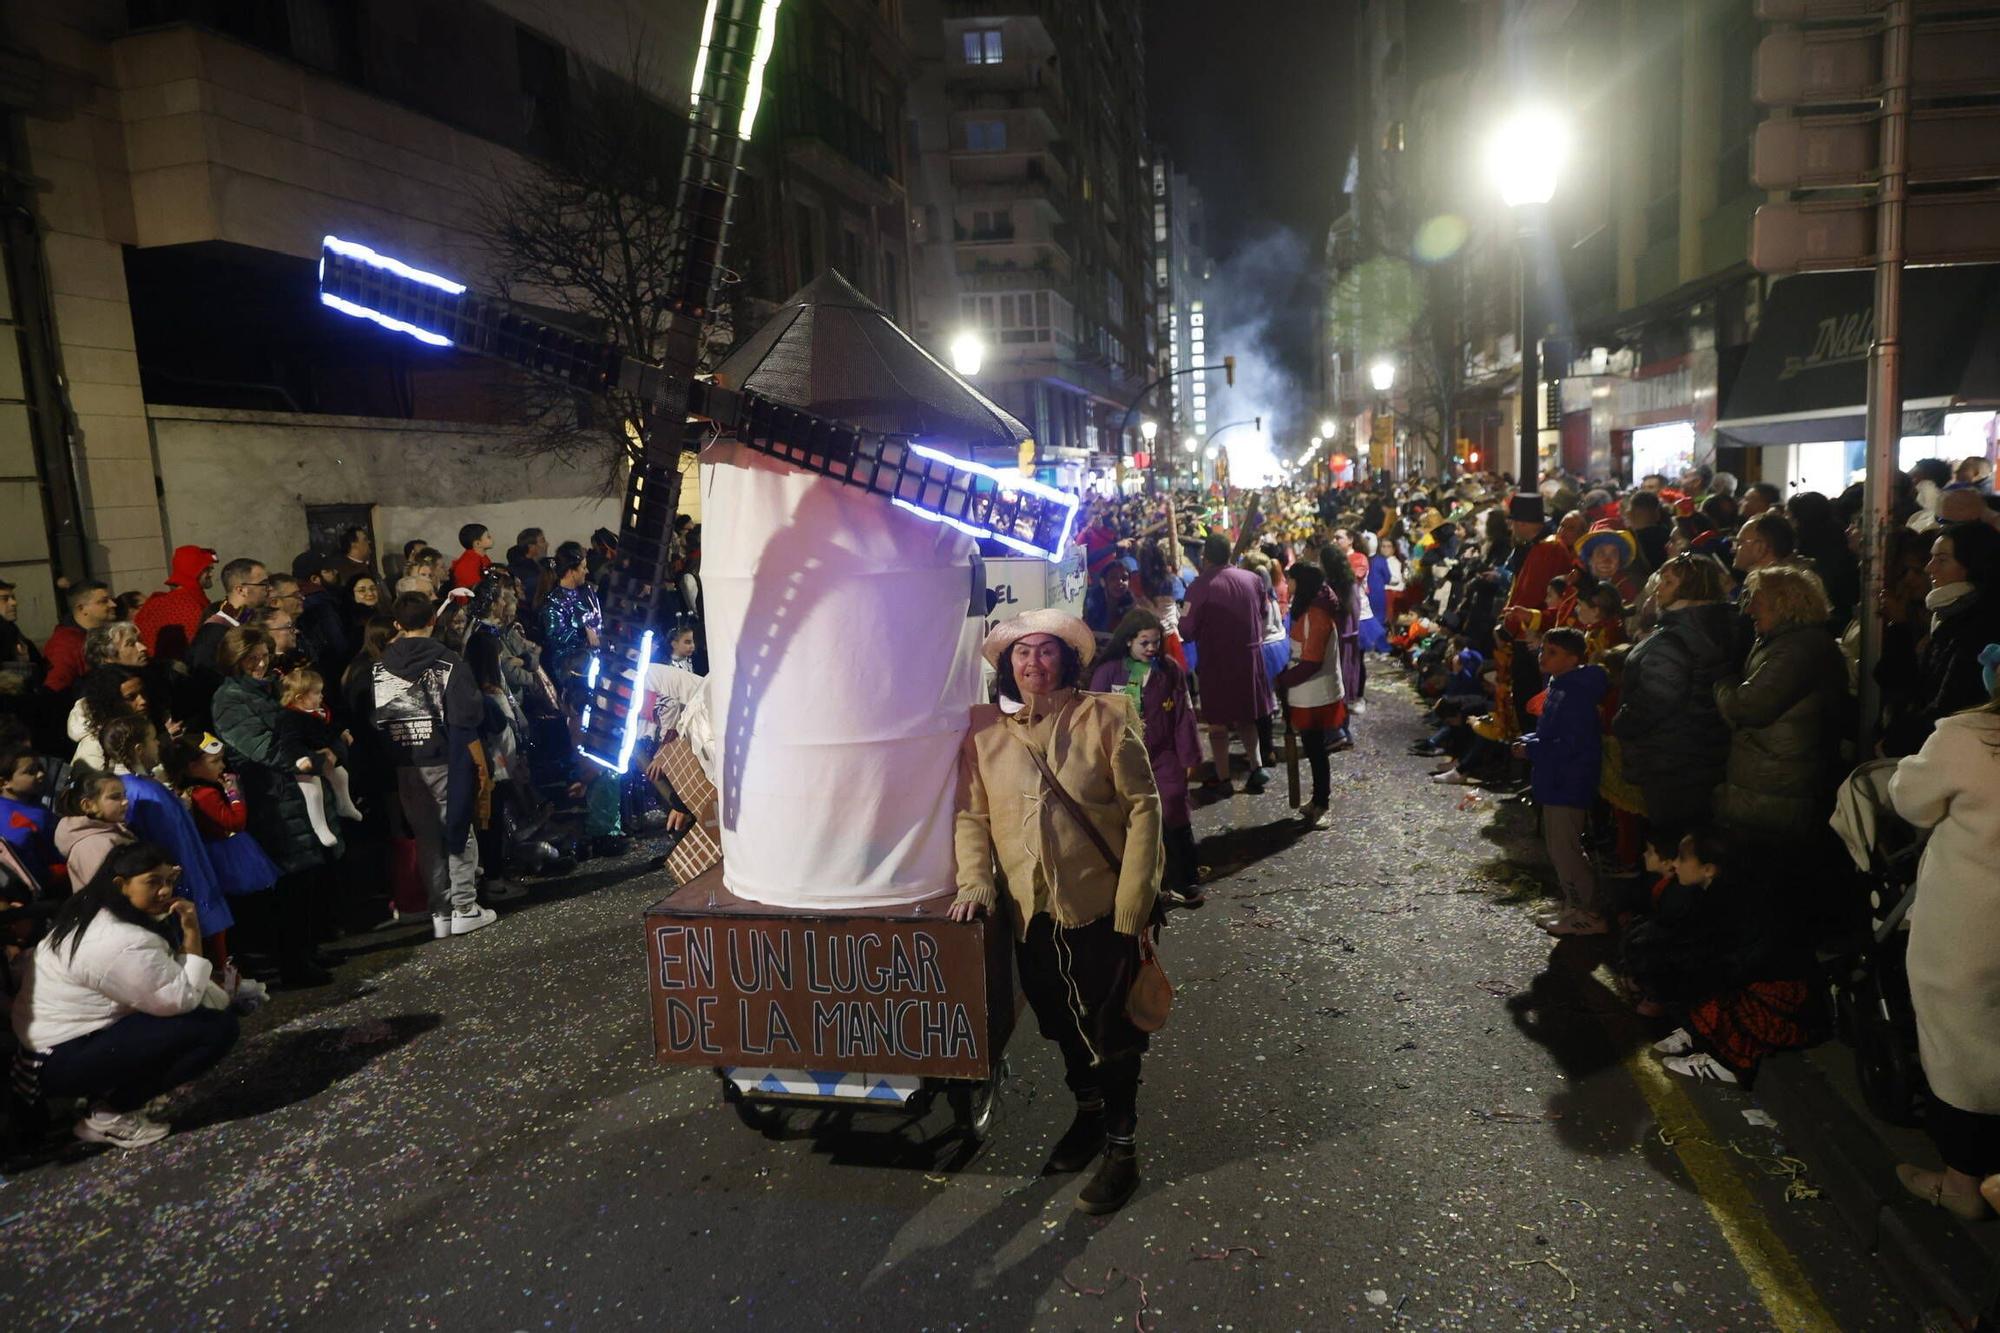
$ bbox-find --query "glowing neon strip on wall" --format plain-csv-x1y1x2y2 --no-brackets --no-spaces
319,292,453,348
322,235,466,294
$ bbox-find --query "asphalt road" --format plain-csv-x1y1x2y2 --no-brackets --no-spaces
0,676,1918,1331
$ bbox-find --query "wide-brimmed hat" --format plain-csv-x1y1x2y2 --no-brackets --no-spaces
980,608,1096,670
1575,528,1638,569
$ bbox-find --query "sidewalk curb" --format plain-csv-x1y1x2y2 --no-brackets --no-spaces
1757,1051,2000,1323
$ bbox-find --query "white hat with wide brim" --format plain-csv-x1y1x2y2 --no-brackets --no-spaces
980,608,1097,670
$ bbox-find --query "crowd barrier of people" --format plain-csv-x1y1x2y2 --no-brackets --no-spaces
0,520,704,1151
1068,453,2000,1224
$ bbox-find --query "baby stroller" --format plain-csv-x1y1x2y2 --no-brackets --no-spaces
1825,760,1930,1128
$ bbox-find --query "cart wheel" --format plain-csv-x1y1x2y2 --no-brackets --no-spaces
733,1098,791,1134
947,1059,1007,1142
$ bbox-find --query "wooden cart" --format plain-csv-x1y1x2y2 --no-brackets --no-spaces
644,866,1018,1141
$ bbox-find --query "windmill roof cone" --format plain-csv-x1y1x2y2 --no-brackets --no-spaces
699,270,1026,912
716,269,1029,455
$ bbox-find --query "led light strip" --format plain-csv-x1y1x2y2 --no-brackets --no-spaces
578,631,656,773
319,292,452,348
322,235,466,294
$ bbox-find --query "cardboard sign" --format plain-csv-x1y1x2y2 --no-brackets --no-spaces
644,868,1015,1080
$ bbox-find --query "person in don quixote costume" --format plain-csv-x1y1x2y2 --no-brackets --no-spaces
949,609,1162,1215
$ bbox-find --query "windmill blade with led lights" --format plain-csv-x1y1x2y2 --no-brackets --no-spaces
316,0,1077,774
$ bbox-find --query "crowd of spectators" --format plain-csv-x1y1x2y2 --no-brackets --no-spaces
1076,450,2000,1222
1,520,704,1151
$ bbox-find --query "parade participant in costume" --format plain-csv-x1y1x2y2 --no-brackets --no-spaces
1276,563,1345,823
1359,532,1393,654
1090,609,1202,907
949,610,1162,1216
1316,543,1366,748
1493,493,1578,736
1181,534,1276,792
1135,536,1189,669
1576,527,1642,605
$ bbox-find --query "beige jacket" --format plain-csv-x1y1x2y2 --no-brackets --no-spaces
952,689,1162,937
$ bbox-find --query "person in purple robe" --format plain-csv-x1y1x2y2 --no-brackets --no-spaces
1319,546,1367,749
1180,534,1275,792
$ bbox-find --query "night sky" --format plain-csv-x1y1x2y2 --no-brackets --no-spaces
1146,0,1357,403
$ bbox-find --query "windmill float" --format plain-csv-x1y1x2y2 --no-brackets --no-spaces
319,0,1066,1130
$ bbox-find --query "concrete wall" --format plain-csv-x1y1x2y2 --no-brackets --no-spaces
9,3,700,609
149,407,620,580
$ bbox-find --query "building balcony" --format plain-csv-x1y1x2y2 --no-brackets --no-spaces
775,79,900,206
956,246,1073,282
956,260,1069,292
948,146,1071,195
944,73,1067,126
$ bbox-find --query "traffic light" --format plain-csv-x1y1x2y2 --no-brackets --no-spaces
1223,355,1236,387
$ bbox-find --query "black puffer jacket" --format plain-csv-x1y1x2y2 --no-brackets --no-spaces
1613,601,1736,798
1881,585,2000,756
1714,621,1850,837
212,674,344,875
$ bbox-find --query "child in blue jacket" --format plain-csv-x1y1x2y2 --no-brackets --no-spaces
1516,628,1610,936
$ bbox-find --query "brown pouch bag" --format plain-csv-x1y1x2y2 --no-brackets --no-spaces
1018,737,1172,1032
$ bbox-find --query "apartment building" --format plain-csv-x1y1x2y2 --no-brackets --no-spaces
903,0,1154,484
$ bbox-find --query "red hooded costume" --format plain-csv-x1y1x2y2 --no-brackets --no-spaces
132,544,218,660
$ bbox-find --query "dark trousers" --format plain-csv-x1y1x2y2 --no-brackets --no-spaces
1928,1093,2000,1178
1253,713,1275,769
1163,822,1198,893
38,1007,239,1113
1300,727,1333,806
231,872,316,978
1016,913,1145,1137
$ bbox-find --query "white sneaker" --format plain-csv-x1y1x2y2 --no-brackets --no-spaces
450,905,498,936
1663,1053,1740,1085
1652,1028,1697,1056
231,975,270,1013
74,1104,170,1149
431,914,452,940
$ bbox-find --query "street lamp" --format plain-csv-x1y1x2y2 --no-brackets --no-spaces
949,329,985,377
1318,417,1336,440
1484,105,1569,485
1182,435,1198,453
1140,419,1158,446
1369,359,1396,394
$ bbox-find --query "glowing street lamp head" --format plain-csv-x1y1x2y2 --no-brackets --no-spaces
1140,419,1158,444
1318,418,1336,439
1182,435,1198,453
1369,359,1397,393
1486,105,1569,208
949,329,986,377
1204,446,1219,460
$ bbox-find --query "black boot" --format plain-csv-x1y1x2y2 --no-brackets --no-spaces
1044,1103,1106,1174
1076,1140,1140,1214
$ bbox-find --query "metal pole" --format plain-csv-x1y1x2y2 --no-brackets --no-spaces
1858,0,1911,756
1516,211,1541,488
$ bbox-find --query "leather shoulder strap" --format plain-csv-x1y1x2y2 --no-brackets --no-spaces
1018,736,1122,874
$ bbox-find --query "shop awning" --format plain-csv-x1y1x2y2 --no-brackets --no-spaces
1715,264,2000,445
